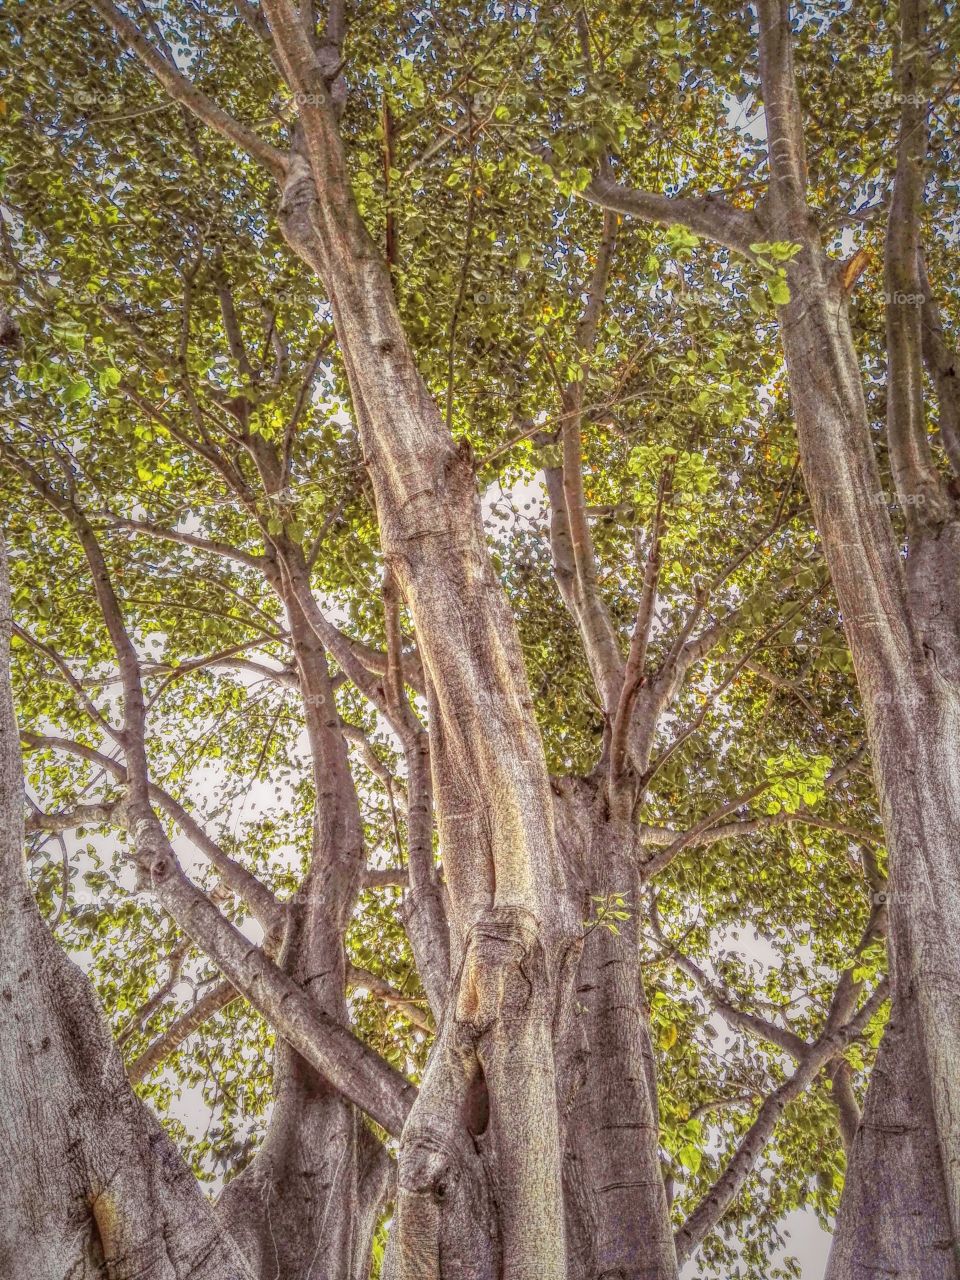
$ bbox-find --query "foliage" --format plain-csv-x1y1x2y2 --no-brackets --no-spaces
2,0,951,1271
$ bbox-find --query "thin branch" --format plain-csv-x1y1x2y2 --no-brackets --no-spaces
542,210,626,714
20,731,285,937
127,979,238,1083
609,464,671,784
348,964,434,1035
12,622,119,738
641,583,824,789
106,514,267,571
639,779,775,880
118,938,191,1046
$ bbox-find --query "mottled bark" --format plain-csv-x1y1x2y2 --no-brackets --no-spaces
256,5,579,1268
217,567,380,1280
827,994,955,1278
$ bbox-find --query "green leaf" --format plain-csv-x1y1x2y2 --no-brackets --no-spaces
64,378,91,404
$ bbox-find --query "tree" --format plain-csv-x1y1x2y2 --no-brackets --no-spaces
0,0,925,1276
558,0,960,1272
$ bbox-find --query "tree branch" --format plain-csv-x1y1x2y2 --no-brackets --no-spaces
581,174,760,257
20,731,285,937
884,0,950,530
107,515,267,572
88,0,288,179
675,980,889,1265
542,211,626,714
755,0,809,220
610,464,671,785
127,979,238,1084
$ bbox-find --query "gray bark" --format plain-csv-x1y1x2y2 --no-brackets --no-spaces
0,536,253,1280
217,569,387,1280
554,780,676,1280
747,0,960,1268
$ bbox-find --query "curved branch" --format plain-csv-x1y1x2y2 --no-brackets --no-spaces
582,174,760,257
675,981,889,1266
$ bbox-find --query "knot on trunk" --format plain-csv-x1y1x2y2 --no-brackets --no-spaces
398,1134,460,1201
455,906,544,1035
130,815,175,889
280,154,318,217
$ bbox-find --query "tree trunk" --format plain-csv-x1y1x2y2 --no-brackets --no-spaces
273,95,579,1269
219,569,391,1279
826,993,956,1277
775,255,960,1276
554,779,677,1280
0,537,252,1280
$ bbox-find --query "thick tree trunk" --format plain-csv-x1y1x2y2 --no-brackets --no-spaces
775,259,960,1275
0,538,252,1280
554,780,677,1280
274,104,578,1270
826,993,956,1277
275,119,683,1269
835,683,960,1276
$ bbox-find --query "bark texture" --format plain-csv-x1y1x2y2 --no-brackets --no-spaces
753,0,960,1268
554,780,676,1280
0,536,252,1280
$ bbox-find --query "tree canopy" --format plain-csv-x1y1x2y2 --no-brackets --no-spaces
1,1,958,1276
